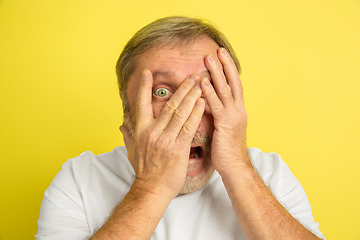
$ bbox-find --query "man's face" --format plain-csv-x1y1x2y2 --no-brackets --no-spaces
125,36,220,193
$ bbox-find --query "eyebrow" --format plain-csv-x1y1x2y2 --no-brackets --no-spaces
152,69,211,79
152,71,174,79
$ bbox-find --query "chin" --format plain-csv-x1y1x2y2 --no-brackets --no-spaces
178,166,215,195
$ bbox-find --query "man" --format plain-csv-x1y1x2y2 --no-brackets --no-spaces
36,16,325,239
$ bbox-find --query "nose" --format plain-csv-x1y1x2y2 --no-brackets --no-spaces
197,100,214,132
202,97,211,115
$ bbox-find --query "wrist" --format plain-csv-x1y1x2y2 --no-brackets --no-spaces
130,178,176,204
220,164,255,183
218,155,258,191
216,153,253,179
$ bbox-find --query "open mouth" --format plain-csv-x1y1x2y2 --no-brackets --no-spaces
189,146,203,160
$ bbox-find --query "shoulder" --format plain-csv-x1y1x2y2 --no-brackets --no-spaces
47,146,132,194
38,146,134,235
64,146,128,169
247,147,289,178
57,146,134,192
247,148,325,239
247,147,295,198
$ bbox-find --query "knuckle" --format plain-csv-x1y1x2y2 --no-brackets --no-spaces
212,102,223,112
136,100,146,109
156,137,169,148
147,129,159,143
219,84,232,95
174,108,185,118
165,100,177,111
182,122,193,133
236,80,243,90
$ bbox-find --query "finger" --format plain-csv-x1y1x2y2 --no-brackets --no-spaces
136,70,154,126
200,77,226,119
218,48,245,110
164,81,203,137
176,98,206,145
156,74,200,130
204,53,234,107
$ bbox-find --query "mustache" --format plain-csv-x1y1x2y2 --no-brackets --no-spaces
192,131,212,147
192,131,212,159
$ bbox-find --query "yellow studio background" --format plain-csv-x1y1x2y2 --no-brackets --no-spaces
0,0,359,239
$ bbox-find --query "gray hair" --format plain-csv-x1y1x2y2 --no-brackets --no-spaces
116,16,241,115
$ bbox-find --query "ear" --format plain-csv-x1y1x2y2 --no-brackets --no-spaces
119,124,136,169
120,124,133,150
119,90,125,101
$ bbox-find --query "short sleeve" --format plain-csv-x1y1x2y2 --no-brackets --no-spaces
35,160,91,240
277,162,326,239
248,147,326,239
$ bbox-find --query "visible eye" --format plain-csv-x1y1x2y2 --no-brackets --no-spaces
154,88,171,98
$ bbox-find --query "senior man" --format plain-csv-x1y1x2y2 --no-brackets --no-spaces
36,16,325,240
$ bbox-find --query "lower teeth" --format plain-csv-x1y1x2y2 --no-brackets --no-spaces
194,152,199,158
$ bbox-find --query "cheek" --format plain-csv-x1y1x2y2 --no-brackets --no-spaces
152,102,167,118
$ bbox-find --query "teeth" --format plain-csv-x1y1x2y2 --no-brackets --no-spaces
194,152,199,158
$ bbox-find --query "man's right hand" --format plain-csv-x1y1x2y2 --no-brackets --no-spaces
120,69,205,200
90,70,205,240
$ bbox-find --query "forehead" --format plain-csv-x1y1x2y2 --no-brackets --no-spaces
131,36,220,83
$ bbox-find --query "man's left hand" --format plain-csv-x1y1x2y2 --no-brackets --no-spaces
201,48,252,178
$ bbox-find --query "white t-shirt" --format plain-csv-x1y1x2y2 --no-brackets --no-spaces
36,146,325,239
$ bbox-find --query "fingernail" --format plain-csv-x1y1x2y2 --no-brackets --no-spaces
189,74,199,82
203,77,211,87
208,54,215,62
222,48,228,56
